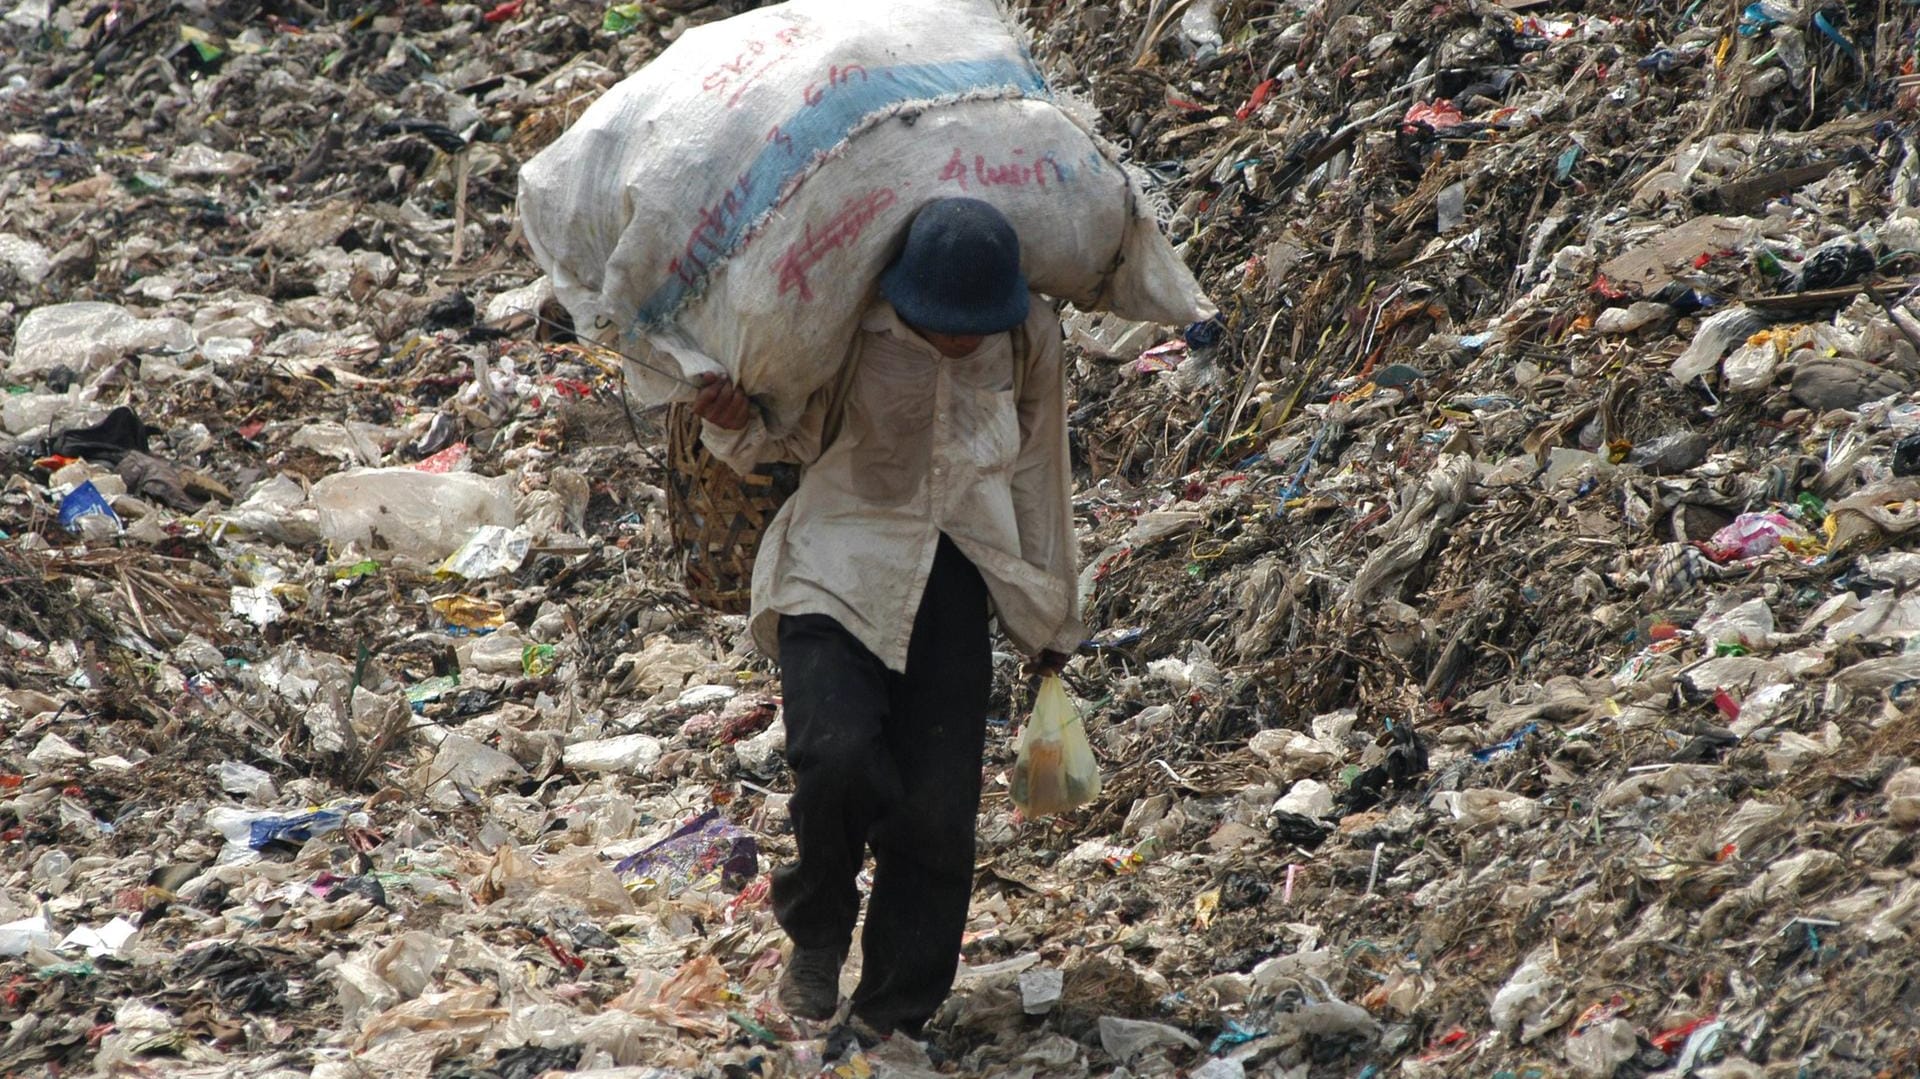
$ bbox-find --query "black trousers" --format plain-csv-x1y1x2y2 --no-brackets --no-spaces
772,534,991,1033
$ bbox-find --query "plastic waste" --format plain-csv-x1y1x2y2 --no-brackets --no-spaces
1706,512,1814,561
1432,788,1542,830
207,801,360,852
32,849,72,885
438,524,532,578
1671,306,1770,383
1489,955,1562,1040
1098,1016,1202,1062
58,480,122,536
1694,596,1775,648
614,808,759,896
58,916,138,958
7,301,195,379
460,630,534,675
427,734,526,797
563,733,665,775
432,594,507,633
522,643,559,677
1178,0,1224,61
26,732,88,770
0,233,52,284
1565,1017,1638,1077
1018,967,1064,1014
1593,301,1670,334
1010,675,1101,816
0,912,57,957
214,760,278,800
312,467,517,562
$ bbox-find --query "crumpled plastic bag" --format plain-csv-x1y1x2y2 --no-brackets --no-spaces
614,808,759,896
1010,675,1101,816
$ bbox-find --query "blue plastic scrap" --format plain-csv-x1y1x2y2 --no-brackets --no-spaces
1473,722,1539,762
1086,626,1146,650
1208,1019,1269,1054
1185,316,1227,350
249,804,359,849
59,481,121,533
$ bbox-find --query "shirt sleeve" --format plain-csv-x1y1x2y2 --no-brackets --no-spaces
1011,304,1086,654
699,383,832,473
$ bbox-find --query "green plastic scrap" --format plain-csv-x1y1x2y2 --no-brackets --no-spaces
35,961,97,979
179,26,223,62
523,644,558,677
405,674,462,707
728,1010,781,1046
602,3,647,34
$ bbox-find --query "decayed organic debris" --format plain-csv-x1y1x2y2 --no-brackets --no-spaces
5,0,1920,1076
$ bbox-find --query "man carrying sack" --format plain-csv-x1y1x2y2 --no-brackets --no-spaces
691,197,1083,1037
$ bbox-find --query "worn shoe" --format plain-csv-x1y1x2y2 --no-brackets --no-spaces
778,946,844,1021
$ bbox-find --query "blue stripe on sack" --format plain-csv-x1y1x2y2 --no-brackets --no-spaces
635,56,1050,328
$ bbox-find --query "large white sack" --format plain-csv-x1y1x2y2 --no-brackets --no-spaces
518,0,1215,428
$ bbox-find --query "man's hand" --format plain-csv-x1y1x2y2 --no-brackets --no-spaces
692,373,752,430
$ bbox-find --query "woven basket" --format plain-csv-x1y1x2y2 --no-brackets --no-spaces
664,403,798,614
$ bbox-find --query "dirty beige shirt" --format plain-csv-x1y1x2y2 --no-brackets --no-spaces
701,297,1083,673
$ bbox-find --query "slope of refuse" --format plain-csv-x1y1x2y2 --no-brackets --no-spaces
4,0,1920,1076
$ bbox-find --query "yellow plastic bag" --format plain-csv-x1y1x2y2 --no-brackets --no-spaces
1010,675,1101,816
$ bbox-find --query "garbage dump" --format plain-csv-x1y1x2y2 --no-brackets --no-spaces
4,0,1920,1075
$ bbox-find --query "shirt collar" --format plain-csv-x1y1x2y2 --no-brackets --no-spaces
864,301,945,359
863,301,1004,360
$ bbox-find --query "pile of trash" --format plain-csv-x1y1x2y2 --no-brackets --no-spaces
4,0,1920,1075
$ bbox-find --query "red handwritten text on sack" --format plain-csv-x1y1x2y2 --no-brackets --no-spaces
669,173,756,289
702,25,807,107
775,188,899,302
938,147,1072,191
802,64,870,108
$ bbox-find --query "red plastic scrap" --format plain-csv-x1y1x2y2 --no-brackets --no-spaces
1572,993,1634,1034
414,443,469,473
1418,1028,1472,1061
1712,688,1740,721
1651,1015,1717,1054
541,934,587,973
1402,99,1465,132
482,0,522,22
1236,78,1276,120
